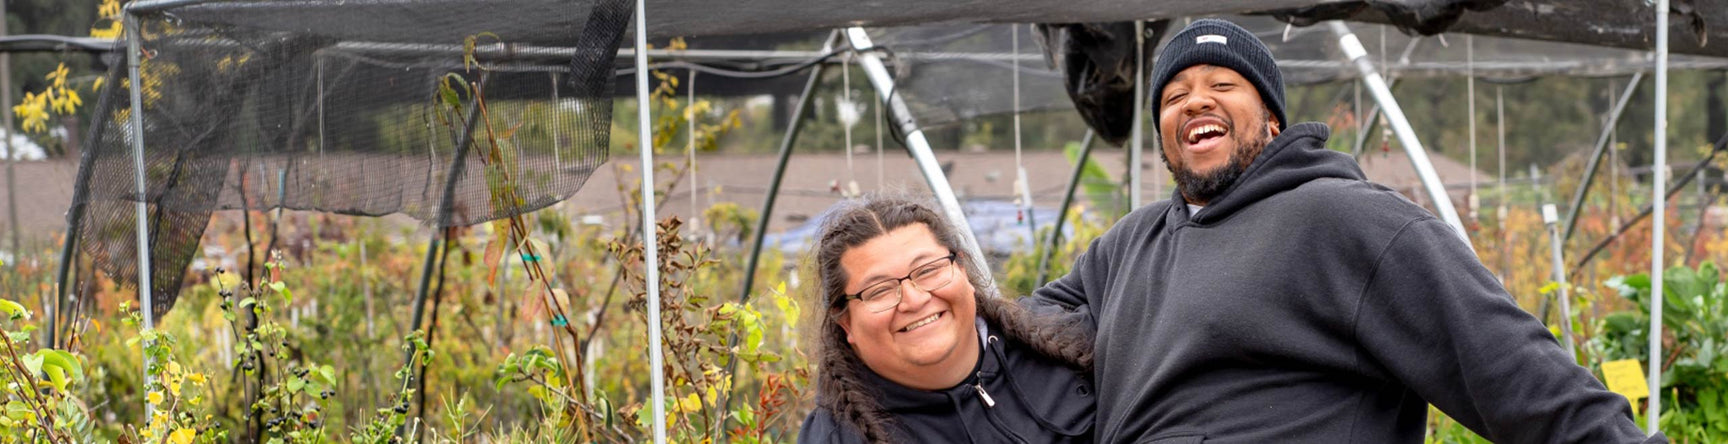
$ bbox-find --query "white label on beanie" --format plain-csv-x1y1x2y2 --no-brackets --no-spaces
1197,35,1227,45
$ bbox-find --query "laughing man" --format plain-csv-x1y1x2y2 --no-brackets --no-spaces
1031,19,1664,444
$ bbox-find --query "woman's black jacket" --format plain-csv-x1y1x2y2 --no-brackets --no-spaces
798,321,1095,443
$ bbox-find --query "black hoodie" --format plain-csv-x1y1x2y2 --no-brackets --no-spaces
1031,123,1661,443
798,320,1095,444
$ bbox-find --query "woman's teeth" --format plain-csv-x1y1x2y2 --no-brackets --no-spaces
900,312,942,332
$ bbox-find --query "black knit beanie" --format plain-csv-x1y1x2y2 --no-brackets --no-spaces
1149,19,1286,134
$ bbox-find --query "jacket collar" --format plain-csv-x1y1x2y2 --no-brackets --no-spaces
861,318,997,411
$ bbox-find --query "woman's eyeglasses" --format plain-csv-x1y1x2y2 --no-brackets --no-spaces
838,251,958,313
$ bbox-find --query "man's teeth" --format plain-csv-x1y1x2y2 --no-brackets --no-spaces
1187,124,1225,143
900,313,942,332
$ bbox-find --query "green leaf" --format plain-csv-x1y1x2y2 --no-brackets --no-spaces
4,401,33,422
0,299,27,320
773,285,799,329
1606,274,1652,308
734,404,756,428
1698,261,1719,285
269,281,293,304
20,353,43,377
287,377,305,394
319,365,336,385
440,83,460,108
44,365,68,393
41,350,83,386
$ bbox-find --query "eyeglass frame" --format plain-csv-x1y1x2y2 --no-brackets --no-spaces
833,251,960,313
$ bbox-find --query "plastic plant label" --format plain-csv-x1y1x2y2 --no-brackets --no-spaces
1601,359,1649,406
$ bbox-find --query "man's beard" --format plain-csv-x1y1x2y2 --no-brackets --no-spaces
1164,115,1273,205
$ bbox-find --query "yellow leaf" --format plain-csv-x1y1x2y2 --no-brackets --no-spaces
169,380,182,397
90,21,123,40
168,427,196,444
47,64,70,88
147,391,163,405
678,392,701,413
188,373,206,384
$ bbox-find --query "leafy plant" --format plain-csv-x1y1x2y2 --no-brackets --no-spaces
607,217,807,443
0,297,94,443
348,332,429,444
1595,262,1728,442
121,301,226,444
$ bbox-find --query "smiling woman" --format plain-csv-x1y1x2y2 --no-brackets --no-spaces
798,195,1097,444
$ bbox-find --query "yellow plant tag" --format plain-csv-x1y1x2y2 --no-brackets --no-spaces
1601,359,1650,406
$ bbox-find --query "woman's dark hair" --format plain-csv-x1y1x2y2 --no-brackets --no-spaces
808,195,1094,443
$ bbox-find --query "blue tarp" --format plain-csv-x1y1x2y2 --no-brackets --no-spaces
761,199,1066,257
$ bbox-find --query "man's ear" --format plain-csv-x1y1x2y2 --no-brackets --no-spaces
1268,114,1282,137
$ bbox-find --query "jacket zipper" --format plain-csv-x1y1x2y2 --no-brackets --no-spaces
973,382,996,407
974,345,1030,444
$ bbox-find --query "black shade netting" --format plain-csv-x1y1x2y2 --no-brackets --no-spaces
73,0,630,317
865,25,1077,133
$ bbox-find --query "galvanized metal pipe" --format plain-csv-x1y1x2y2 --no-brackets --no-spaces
633,0,667,440
1328,21,1470,249
125,11,155,417
1648,0,1669,433
1541,204,1577,358
125,0,221,14
1,0,17,283
1130,20,1145,209
845,27,992,292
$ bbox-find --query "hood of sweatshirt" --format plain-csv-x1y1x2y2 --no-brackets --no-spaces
1176,122,1365,225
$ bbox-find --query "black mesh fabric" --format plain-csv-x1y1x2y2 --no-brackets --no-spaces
866,25,1073,131
75,0,628,316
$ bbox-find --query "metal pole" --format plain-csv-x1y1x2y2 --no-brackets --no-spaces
1037,130,1094,287
845,27,992,292
125,12,155,416
1562,72,1644,244
738,31,837,303
1648,0,1669,433
1129,20,1144,209
1349,36,1425,159
632,0,666,441
1467,35,1476,221
1541,204,1577,359
1,0,18,268
1328,21,1470,248
1497,86,1508,281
